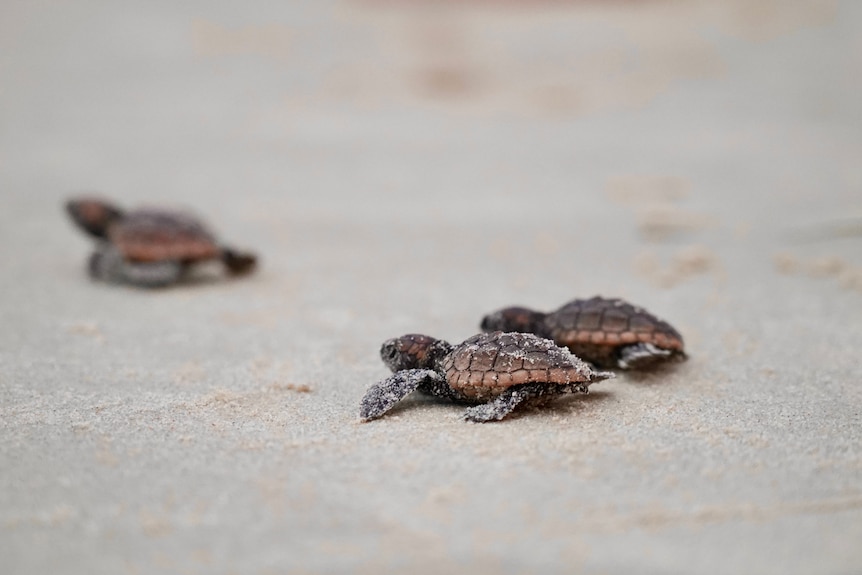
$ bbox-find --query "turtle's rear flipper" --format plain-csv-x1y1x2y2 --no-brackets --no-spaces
464,383,563,423
221,248,257,276
617,343,673,370
360,369,441,421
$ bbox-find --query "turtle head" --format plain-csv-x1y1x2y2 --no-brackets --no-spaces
380,334,453,372
66,197,124,238
480,306,545,335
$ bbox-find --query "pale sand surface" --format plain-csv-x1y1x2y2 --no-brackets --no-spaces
1,1,861,573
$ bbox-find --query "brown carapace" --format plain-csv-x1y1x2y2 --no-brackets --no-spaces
481,296,686,370
66,196,257,287
362,331,613,422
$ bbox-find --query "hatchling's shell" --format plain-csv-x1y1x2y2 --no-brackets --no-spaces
109,209,221,263
546,297,684,351
439,332,593,401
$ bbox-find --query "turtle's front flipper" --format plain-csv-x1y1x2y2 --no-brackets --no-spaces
90,243,182,287
464,383,563,423
617,342,673,370
89,243,125,283
221,247,257,276
123,260,183,288
360,369,442,421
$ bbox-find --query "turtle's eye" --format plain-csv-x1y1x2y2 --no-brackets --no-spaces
380,342,403,370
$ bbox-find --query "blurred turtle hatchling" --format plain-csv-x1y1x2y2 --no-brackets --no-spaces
66,196,257,287
481,296,686,370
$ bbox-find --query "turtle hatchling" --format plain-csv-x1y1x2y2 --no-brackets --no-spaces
481,296,686,370
360,331,613,423
66,196,257,287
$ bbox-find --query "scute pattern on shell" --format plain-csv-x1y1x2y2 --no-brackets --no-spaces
546,297,684,351
109,209,220,262
441,332,593,400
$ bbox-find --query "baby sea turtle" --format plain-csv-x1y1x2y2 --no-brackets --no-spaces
360,331,613,423
66,196,257,287
480,296,686,370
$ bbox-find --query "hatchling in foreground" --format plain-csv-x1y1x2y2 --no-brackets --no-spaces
481,296,686,370
66,196,257,287
360,331,614,423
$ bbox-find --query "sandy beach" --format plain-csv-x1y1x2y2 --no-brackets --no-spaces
2,1,861,573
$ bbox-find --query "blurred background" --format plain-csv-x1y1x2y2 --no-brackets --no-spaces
3,0,860,314
2,1,861,573
3,0,858,216
3,0,860,294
